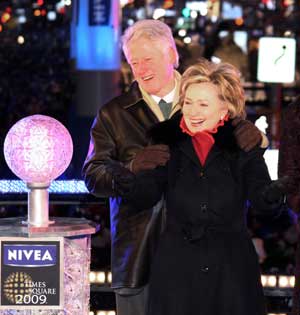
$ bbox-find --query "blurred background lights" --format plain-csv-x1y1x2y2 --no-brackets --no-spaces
64,0,72,6
182,7,190,18
261,275,267,287
190,10,198,18
127,18,134,26
178,29,187,37
89,272,96,283
177,17,184,26
107,271,112,283
96,272,106,283
211,15,218,22
211,56,221,63
56,0,65,12
255,115,269,134
47,11,57,21
278,276,289,288
17,35,25,45
1,12,11,24
289,276,295,287
34,9,41,17
284,30,292,37
278,276,295,288
266,275,277,287
183,36,192,44
199,4,208,16
153,8,166,20
18,16,27,24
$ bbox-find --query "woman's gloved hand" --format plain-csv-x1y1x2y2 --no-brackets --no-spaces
262,176,292,203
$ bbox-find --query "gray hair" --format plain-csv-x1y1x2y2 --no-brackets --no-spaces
122,19,179,68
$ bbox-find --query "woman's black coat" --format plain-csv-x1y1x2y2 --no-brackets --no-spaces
126,114,282,315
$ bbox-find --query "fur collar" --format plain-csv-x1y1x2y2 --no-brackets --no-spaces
148,112,239,153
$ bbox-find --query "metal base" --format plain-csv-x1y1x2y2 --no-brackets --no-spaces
0,217,99,237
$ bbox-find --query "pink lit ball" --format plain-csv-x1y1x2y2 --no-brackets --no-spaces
3,115,73,183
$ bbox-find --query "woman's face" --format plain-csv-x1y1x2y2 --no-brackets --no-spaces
182,82,228,133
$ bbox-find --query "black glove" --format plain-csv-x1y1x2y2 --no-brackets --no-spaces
262,176,291,204
112,165,136,197
232,118,262,152
131,144,170,174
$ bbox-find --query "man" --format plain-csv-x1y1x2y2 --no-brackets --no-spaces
278,95,300,315
82,19,263,315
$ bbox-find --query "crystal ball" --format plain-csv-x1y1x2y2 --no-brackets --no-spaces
4,115,73,183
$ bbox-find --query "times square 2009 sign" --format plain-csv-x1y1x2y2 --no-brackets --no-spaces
0,237,63,310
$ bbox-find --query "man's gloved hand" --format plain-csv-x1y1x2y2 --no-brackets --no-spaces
131,144,170,174
112,165,136,197
262,176,292,204
232,117,262,152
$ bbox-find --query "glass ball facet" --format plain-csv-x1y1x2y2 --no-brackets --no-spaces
4,115,73,183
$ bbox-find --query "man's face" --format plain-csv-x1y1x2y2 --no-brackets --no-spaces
126,37,176,97
182,82,228,133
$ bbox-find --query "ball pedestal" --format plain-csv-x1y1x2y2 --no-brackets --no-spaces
0,217,99,315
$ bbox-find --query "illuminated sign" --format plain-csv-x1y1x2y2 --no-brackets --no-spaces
0,238,63,309
89,0,111,25
257,37,296,83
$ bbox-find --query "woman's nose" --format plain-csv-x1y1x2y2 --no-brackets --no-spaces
189,104,200,115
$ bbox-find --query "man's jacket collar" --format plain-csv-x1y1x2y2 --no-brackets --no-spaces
121,81,144,109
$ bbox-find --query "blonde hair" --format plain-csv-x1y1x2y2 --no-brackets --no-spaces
179,59,246,119
122,19,179,68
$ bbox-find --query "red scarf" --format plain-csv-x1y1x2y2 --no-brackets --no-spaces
180,115,229,166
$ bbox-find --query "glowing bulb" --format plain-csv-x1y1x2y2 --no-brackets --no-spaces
47,11,57,21
266,275,277,287
96,272,105,283
17,35,25,45
190,10,198,19
289,276,295,287
89,272,96,283
178,29,187,37
107,271,112,283
183,37,191,44
18,16,27,24
34,9,41,16
153,8,166,20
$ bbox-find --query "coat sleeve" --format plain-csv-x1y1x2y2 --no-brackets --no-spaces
126,166,168,209
82,106,128,197
278,102,300,212
242,148,283,215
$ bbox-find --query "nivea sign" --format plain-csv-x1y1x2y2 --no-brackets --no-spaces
3,245,56,267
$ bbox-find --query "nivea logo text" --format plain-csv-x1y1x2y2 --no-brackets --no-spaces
3,244,57,267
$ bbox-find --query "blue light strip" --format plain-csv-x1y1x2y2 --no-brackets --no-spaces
0,180,89,194
74,0,120,70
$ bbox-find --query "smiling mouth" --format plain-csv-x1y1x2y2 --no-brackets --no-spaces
190,120,204,126
142,75,154,81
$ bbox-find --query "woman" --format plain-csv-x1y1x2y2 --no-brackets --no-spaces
114,59,284,315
